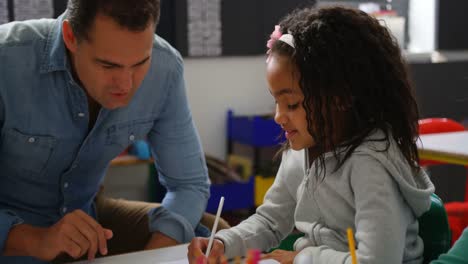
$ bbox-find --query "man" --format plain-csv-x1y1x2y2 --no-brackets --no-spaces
0,0,215,262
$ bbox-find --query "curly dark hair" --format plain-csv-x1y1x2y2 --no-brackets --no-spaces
271,6,420,173
67,0,160,41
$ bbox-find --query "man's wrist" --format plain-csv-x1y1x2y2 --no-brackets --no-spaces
4,224,43,258
145,231,179,249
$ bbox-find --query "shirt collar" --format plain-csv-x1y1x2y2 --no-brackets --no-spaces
40,12,71,74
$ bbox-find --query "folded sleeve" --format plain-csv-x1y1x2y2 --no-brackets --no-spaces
0,210,24,254
146,53,209,243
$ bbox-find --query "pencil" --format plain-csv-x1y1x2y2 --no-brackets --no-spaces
205,196,225,257
347,228,358,264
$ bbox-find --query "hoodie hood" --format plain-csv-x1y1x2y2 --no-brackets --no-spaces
350,129,435,217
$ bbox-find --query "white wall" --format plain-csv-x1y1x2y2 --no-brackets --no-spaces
184,56,275,160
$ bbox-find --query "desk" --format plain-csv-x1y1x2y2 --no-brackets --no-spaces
71,244,189,264
418,131,468,166
70,244,279,264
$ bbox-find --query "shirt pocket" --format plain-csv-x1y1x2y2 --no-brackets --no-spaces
105,118,154,148
0,128,57,178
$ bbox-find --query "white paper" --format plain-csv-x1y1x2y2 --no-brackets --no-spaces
160,258,189,264
67,242,280,264
71,257,188,264
71,256,279,264
0,1,8,24
14,0,53,21
159,258,279,264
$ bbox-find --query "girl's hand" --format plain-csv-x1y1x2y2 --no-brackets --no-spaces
187,237,225,264
262,249,299,264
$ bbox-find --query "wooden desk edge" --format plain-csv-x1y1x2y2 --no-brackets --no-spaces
418,149,468,166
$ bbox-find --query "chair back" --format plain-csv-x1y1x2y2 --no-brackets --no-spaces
419,118,465,135
418,193,451,264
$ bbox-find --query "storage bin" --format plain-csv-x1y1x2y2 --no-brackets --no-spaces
227,110,284,147
206,176,255,213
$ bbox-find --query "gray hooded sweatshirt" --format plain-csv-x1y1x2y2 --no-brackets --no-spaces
215,130,435,263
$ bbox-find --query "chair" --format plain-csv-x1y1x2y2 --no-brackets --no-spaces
272,194,451,263
268,232,304,252
419,118,465,134
418,118,468,244
419,193,451,263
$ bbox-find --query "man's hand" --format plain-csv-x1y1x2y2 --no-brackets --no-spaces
262,249,299,264
145,231,178,249
5,209,113,261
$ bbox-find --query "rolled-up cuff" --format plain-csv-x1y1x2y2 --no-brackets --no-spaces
147,206,195,243
194,222,211,238
0,210,24,253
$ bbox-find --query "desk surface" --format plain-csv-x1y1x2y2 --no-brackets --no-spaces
70,244,279,264
418,131,468,165
71,244,189,264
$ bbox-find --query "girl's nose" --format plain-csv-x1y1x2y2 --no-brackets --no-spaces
274,107,287,126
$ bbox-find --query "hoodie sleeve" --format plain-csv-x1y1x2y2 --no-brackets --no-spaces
295,154,424,264
215,151,301,258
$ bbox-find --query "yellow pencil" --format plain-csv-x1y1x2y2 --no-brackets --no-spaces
347,228,358,264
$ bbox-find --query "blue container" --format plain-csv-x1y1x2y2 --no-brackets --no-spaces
128,140,151,159
227,110,284,147
206,176,254,213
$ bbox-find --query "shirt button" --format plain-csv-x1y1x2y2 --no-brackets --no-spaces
28,137,35,143
78,113,85,117
64,182,69,188
62,207,68,213
129,134,135,141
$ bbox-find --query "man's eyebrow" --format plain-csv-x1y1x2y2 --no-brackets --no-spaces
131,56,150,67
94,56,150,68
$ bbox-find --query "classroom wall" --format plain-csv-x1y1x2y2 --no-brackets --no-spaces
184,56,275,160
104,56,273,200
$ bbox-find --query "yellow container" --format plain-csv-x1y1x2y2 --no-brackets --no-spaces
227,154,252,180
255,175,275,206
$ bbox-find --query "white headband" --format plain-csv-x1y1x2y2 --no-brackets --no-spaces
278,34,295,49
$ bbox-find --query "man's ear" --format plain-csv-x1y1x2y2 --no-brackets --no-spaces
62,20,78,53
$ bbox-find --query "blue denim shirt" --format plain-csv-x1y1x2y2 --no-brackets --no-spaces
0,15,209,262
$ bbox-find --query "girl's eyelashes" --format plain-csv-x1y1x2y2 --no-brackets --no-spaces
288,102,300,110
274,100,300,110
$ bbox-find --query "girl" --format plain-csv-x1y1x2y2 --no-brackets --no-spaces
189,6,434,264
